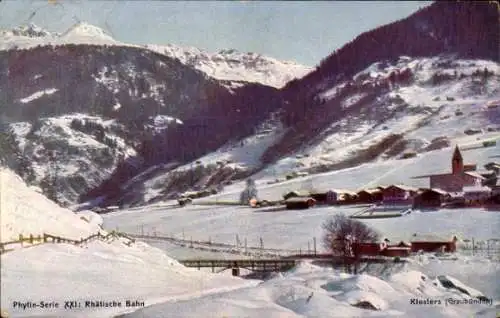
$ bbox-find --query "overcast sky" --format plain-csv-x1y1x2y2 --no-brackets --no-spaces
0,1,431,65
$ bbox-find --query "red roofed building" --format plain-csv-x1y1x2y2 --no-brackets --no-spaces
413,146,485,192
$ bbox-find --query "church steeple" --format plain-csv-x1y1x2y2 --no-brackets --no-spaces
451,145,463,174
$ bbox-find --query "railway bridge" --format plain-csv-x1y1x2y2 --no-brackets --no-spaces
179,258,297,276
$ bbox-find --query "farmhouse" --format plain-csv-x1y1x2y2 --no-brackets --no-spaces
492,179,500,196
410,234,457,253
381,241,411,257
413,146,485,192
178,197,193,207
284,197,316,210
353,241,411,257
382,184,418,204
412,188,449,209
463,181,492,204
283,190,310,200
356,188,383,203
334,189,358,203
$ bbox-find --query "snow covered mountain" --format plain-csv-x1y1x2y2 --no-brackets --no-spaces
0,22,120,50
0,41,247,206
262,56,500,175
0,22,312,88
145,44,313,88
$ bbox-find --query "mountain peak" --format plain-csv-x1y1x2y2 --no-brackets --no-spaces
60,21,115,42
9,23,53,38
145,44,312,88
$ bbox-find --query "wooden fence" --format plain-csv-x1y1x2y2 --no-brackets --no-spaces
0,231,135,255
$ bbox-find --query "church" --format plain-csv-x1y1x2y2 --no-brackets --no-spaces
413,146,485,192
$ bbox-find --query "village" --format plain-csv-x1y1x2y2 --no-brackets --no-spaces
278,146,500,211
179,145,500,212
174,145,500,260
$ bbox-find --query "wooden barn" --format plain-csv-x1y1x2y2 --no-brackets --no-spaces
310,190,338,205
412,188,449,208
410,234,458,253
382,184,418,204
284,197,316,210
352,242,383,256
356,188,383,203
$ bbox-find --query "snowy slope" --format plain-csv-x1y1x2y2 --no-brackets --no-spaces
0,22,312,89
0,168,255,317
0,168,102,242
1,240,256,318
145,44,313,88
267,56,500,174
122,261,499,318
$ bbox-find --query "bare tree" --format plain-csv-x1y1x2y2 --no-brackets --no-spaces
322,214,380,273
240,178,258,205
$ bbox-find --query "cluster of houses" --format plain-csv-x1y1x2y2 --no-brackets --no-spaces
282,146,500,210
352,234,458,258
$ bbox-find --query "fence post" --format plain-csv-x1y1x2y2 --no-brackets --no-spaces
314,237,317,256
472,238,475,256
19,234,23,247
190,237,193,248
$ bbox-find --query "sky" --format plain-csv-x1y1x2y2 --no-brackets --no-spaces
0,1,432,66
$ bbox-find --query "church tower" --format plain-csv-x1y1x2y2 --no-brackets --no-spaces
451,145,463,174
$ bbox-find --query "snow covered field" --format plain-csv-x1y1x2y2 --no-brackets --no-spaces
105,203,500,254
0,168,254,317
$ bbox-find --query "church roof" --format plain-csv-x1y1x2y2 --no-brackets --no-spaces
452,145,463,161
464,171,486,179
